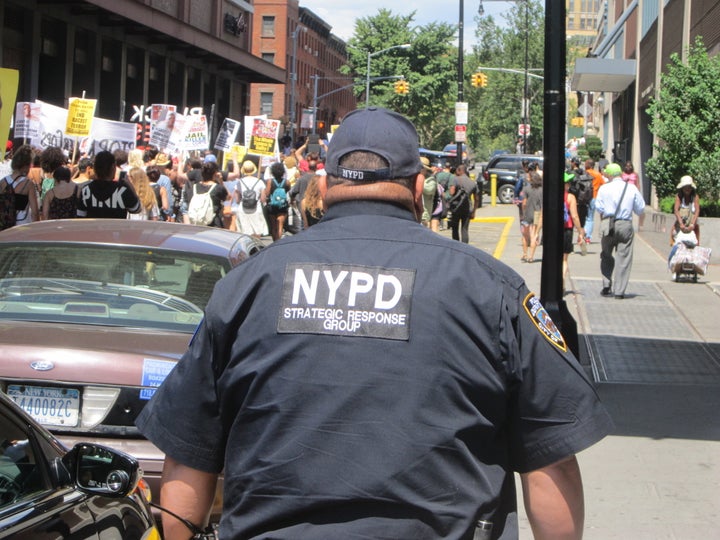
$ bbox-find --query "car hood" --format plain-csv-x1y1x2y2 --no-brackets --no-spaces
0,320,189,386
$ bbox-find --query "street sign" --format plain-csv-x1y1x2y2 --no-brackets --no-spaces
455,102,468,125
455,124,467,142
518,123,531,136
577,102,592,117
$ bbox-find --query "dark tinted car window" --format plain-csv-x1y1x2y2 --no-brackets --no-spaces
0,411,48,507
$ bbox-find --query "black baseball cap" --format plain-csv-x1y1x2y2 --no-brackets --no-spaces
324,107,422,181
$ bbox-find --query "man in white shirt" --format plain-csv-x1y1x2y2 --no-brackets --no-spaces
595,162,646,299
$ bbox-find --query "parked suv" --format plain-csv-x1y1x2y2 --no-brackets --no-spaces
481,154,543,204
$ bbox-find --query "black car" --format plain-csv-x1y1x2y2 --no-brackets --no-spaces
418,148,455,169
0,391,159,539
481,154,543,204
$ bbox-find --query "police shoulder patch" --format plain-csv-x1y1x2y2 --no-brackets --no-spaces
522,293,567,352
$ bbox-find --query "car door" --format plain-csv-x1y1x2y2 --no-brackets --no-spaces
0,400,100,539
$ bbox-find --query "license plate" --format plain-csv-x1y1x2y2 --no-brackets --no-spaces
7,385,80,427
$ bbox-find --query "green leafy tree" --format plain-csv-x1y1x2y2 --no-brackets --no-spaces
342,10,457,148
646,36,720,202
467,1,545,157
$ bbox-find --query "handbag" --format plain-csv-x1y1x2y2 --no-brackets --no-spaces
605,181,629,237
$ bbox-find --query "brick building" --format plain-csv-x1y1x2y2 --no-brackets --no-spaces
248,0,356,143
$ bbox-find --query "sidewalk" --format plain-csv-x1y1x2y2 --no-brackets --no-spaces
441,199,720,539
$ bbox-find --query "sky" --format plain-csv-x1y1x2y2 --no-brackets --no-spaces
301,1,515,46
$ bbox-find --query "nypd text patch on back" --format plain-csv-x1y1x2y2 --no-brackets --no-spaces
278,262,415,340
523,293,567,352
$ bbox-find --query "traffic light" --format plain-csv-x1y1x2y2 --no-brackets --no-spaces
316,120,326,132
394,80,409,95
471,72,487,88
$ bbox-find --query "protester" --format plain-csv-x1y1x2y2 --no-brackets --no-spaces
232,160,268,238
595,162,646,299
126,167,160,221
77,150,141,218
42,166,78,220
0,144,39,225
137,107,612,540
448,163,478,243
264,161,289,241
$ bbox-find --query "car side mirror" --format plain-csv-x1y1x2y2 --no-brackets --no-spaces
63,443,141,498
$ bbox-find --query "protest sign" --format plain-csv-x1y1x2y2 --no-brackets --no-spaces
0,68,19,163
89,117,137,154
214,118,240,152
66,98,97,137
149,104,177,150
13,102,40,141
183,115,209,152
248,117,280,157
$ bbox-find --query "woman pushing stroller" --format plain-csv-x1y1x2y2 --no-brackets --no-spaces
671,175,700,245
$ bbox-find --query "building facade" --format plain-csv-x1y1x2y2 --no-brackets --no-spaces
1,0,284,145
248,0,356,143
572,0,720,203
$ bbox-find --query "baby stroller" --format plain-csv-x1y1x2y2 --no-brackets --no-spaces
667,230,712,282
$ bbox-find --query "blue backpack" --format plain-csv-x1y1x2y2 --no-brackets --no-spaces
268,178,288,210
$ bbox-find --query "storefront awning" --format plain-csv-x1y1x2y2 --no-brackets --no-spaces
571,58,636,92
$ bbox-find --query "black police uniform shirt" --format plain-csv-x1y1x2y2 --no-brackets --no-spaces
77,178,141,218
136,200,613,539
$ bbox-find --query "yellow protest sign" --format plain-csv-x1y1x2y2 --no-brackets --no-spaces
65,98,97,136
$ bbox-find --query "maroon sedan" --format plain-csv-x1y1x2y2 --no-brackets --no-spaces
0,219,264,520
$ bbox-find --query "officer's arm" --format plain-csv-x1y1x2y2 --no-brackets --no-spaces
520,455,584,540
159,456,218,540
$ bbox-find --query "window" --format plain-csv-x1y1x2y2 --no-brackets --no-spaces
260,92,273,116
0,408,47,507
261,52,275,64
262,16,275,37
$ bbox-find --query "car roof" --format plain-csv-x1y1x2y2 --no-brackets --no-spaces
0,219,262,259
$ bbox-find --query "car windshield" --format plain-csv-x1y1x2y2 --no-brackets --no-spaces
0,244,231,332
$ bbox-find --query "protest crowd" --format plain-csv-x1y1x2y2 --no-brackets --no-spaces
0,100,333,240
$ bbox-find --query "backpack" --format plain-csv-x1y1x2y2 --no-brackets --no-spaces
447,186,469,215
187,184,216,226
0,176,19,231
569,171,593,206
241,179,261,210
268,178,288,210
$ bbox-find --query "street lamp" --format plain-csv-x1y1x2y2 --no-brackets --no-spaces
365,43,411,107
478,0,530,153
289,25,306,145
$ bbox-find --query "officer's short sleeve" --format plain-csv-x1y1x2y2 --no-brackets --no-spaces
504,290,613,473
135,319,225,473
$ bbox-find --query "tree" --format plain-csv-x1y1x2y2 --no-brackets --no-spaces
342,10,457,148
646,36,720,201
467,1,545,157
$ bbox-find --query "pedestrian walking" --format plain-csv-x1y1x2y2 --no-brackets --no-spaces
596,162,646,299
137,106,612,540
448,163,478,243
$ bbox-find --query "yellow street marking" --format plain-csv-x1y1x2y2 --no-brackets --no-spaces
470,216,515,259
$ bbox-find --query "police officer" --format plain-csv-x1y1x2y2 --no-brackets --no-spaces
137,107,612,540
